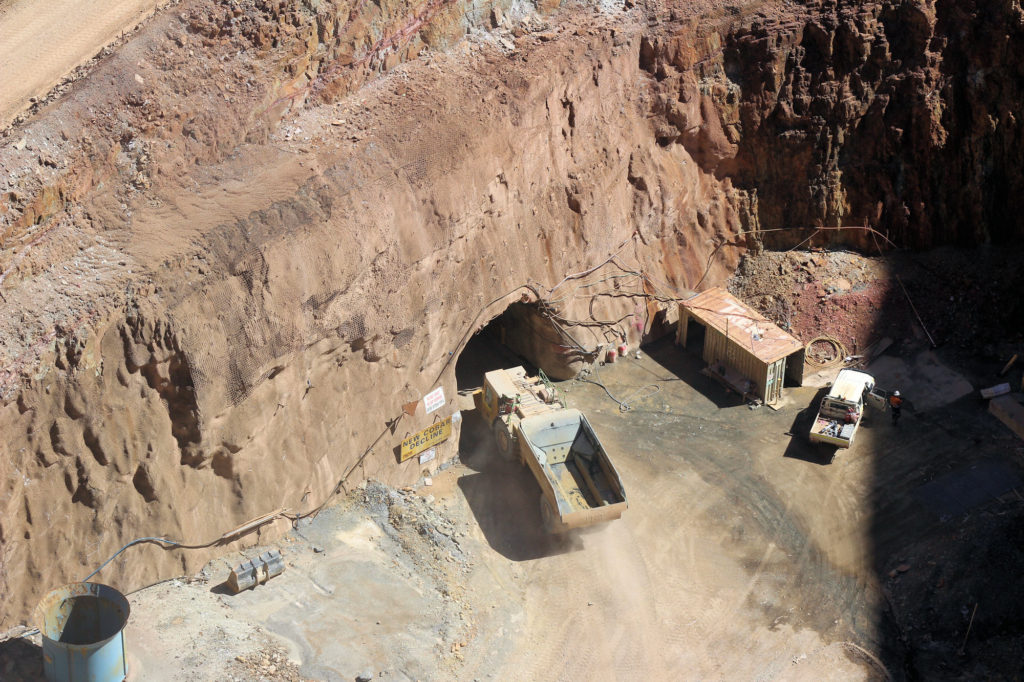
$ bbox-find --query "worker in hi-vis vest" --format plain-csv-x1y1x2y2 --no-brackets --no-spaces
889,390,903,425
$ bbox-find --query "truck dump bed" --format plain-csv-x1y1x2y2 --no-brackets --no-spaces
518,409,627,531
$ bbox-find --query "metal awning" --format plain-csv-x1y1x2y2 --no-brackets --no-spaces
682,287,803,364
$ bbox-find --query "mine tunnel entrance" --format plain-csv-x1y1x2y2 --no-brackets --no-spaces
455,300,595,396
452,303,575,559
455,304,530,466
454,301,578,469
454,305,537,397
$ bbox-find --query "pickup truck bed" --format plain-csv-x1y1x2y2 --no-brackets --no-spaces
809,416,857,448
807,369,885,449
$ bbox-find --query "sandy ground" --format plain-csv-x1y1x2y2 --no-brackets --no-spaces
2,332,1022,680
0,0,166,129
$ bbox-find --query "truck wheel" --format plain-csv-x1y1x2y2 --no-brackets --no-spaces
539,494,564,535
492,419,516,461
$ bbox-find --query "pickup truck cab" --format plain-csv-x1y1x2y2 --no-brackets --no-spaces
809,369,888,448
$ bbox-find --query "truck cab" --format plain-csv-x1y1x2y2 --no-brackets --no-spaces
474,370,520,426
474,366,563,460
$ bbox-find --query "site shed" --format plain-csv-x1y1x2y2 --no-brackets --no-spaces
676,287,805,404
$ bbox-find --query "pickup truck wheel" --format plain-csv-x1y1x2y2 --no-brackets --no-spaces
492,419,516,461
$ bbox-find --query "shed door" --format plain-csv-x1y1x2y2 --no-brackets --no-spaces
768,359,784,403
785,349,806,386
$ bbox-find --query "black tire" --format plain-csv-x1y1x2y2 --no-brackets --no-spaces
539,494,564,535
492,419,516,461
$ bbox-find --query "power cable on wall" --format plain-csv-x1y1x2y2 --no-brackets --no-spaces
73,225,836,592
79,505,292,582
693,224,899,290
82,538,186,583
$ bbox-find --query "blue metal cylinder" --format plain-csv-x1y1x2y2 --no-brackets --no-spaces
35,582,130,682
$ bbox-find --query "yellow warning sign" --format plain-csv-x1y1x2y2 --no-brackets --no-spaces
400,416,452,462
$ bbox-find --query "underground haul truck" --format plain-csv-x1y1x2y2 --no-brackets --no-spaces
809,368,889,448
475,367,628,534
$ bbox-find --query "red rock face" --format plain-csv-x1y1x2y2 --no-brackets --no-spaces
642,0,1024,248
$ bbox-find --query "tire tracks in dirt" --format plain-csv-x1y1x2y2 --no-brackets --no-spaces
506,520,670,681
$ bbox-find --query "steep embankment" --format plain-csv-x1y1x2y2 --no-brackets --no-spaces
639,0,1024,248
2,0,1022,628
0,0,754,624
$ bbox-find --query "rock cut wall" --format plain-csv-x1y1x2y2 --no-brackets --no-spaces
639,0,1024,248
0,1,755,625
3,0,1023,627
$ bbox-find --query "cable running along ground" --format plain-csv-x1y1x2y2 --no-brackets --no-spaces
575,360,661,413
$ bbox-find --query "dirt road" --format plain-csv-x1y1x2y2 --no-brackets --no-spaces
0,0,165,129
453,346,881,681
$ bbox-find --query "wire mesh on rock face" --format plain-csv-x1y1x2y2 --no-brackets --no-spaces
166,114,468,408
338,314,367,342
423,292,441,317
195,287,303,407
393,327,415,349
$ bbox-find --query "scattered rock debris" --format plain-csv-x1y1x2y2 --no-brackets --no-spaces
228,646,305,682
729,247,1024,378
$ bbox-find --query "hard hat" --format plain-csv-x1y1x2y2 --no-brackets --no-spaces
893,390,900,397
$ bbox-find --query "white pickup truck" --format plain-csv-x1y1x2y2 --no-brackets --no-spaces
809,369,888,448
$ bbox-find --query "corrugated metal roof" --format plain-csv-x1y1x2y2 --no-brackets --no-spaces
682,287,804,365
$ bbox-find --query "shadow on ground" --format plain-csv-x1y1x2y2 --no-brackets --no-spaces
643,336,745,410
456,407,579,561
782,386,835,465
838,253,1024,680
0,637,43,681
